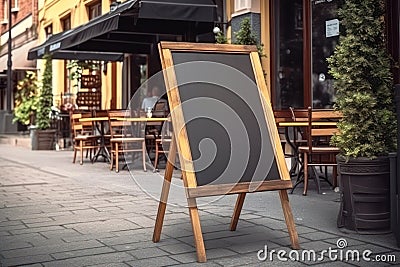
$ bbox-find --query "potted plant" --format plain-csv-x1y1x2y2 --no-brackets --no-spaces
327,0,397,233
13,71,38,132
31,54,56,150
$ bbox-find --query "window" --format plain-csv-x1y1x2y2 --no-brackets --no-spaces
234,0,251,12
61,15,71,31
45,24,53,39
2,0,8,23
11,0,18,12
88,1,102,20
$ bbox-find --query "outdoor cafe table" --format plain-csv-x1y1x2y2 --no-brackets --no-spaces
116,117,171,138
79,117,109,162
277,121,338,177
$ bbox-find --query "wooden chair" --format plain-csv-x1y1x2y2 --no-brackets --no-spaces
153,119,172,171
297,107,341,195
71,113,101,165
108,110,147,172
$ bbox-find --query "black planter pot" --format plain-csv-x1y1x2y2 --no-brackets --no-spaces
30,129,56,150
337,155,391,233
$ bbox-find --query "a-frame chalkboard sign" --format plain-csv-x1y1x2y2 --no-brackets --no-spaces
152,42,300,262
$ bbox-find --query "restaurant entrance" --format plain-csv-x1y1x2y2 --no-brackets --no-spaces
272,0,343,109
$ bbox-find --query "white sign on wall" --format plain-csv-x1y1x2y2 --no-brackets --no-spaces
326,19,339,38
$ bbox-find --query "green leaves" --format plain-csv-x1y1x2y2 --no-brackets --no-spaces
328,0,396,158
234,17,264,57
13,71,38,126
36,54,53,130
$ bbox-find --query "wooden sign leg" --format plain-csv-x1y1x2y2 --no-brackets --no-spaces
230,193,246,231
187,197,207,262
279,190,300,249
152,138,177,243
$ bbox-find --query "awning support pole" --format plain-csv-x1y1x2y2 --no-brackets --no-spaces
7,0,12,113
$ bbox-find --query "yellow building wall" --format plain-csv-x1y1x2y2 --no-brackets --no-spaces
227,0,272,95
37,0,124,109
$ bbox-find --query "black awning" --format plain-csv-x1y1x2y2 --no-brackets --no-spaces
28,0,218,59
28,32,125,61
138,0,217,22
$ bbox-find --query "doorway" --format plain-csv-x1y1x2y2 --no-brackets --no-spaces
272,0,343,109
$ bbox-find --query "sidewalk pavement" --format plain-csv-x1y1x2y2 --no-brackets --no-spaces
0,143,399,267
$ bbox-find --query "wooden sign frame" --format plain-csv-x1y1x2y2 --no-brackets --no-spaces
152,42,299,262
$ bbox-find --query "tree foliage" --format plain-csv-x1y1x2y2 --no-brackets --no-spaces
327,0,396,158
234,17,264,57
13,71,38,125
36,54,54,130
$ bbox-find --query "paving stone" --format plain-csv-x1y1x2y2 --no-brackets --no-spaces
300,231,338,241
0,240,33,251
169,252,200,263
85,263,131,267
39,228,82,239
204,248,237,260
169,262,221,267
112,239,179,252
43,252,135,267
1,240,104,258
296,240,334,252
67,219,140,234
98,233,149,246
159,243,195,254
0,220,24,227
62,232,116,243
126,247,169,259
212,253,260,266
1,254,53,267
125,216,155,228
9,225,66,235
50,246,115,260
125,256,180,267
22,218,55,224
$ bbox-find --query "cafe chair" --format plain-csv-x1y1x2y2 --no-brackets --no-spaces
71,113,101,165
297,107,340,195
108,110,147,172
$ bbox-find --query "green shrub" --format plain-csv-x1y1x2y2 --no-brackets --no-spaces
36,54,54,130
327,0,396,158
13,71,38,126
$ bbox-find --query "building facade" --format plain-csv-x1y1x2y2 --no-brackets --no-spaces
4,0,400,121
0,0,38,110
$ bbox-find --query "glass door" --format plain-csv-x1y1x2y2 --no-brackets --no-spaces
272,0,342,109
311,0,342,108
273,0,304,109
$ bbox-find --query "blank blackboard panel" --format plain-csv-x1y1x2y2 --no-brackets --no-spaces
171,52,280,186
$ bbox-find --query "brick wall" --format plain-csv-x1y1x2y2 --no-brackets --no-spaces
0,0,38,36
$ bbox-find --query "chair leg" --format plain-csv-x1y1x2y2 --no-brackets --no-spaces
80,141,83,165
110,149,114,171
73,147,77,163
154,141,159,172
303,153,308,196
115,143,119,173
142,141,147,172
